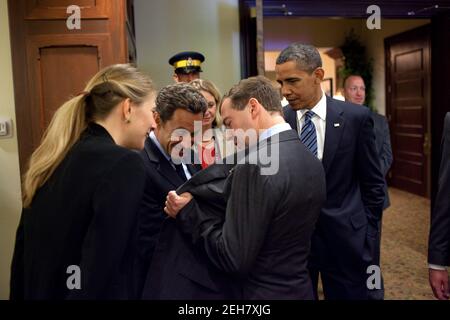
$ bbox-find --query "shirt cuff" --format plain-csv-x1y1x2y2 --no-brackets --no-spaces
429,264,448,270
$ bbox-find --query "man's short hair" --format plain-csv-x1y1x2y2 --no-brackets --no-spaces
276,43,322,74
223,76,282,113
343,74,365,88
155,83,207,122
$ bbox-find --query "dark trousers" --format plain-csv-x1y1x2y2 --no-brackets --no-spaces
309,219,385,300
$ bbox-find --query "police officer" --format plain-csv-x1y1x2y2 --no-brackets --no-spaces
168,51,205,83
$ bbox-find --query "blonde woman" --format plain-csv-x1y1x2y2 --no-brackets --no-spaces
10,64,156,300
190,79,234,168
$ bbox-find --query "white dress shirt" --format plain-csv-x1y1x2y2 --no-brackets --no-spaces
259,122,292,142
429,263,448,270
296,92,327,161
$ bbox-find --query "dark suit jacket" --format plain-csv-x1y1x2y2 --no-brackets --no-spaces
142,164,238,299
371,112,393,210
136,136,200,296
174,129,326,299
428,112,450,266
10,123,147,300
284,97,385,280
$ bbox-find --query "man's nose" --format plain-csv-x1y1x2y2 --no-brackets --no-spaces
281,85,291,97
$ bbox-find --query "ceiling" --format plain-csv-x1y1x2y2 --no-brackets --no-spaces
243,1,450,18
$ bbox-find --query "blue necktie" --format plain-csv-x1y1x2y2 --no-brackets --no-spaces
300,111,318,157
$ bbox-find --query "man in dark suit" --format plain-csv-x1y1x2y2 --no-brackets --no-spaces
165,76,326,299
343,75,393,300
343,75,393,210
428,112,450,300
343,74,393,300
142,163,238,299
136,83,206,296
275,43,385,300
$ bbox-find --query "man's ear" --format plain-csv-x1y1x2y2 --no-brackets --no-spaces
173,74,180,83
313,68,325,84
121,98,132,122
153,111,162,127
248,98,261,119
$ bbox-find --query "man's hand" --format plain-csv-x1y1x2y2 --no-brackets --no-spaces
429,268,449,300
164,191,193,218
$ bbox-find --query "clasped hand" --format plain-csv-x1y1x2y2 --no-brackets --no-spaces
164,191,193,218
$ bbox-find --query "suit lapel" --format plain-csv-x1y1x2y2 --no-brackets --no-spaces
187,163,201,176
144,137,185,187
443,112,450,152
445,113,450,136
283,106,298,133
322,97,345,174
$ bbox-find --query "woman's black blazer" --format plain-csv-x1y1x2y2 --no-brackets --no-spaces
10,123,147,300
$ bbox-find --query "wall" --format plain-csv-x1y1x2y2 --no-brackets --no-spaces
264,17,363,51
134,0,241,94
263,17,364,104
0,1,23,299
319,48,337,96
363,19,430,115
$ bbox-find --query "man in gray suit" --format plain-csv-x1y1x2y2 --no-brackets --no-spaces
165,76,326,299
428,112,450,300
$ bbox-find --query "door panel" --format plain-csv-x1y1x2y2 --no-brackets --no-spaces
394,49,422,73
25,33,112,143
40,46,100,130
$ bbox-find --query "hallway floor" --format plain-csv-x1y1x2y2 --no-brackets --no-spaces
381,187,434,300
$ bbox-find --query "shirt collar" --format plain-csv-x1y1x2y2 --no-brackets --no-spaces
149,131,172,162
296,91,327,121
259,122,292,142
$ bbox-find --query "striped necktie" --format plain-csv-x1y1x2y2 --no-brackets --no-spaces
300,110,318,157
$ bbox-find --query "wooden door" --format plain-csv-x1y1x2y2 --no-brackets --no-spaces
8,0,132,174
385,25,431,197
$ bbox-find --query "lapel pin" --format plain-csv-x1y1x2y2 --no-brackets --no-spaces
334,123,340,127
